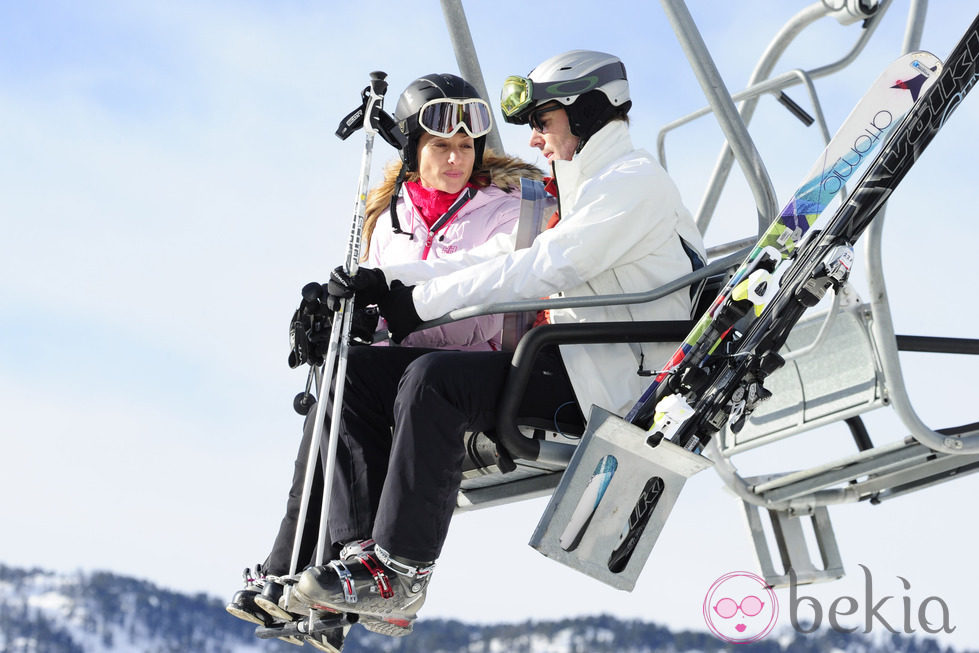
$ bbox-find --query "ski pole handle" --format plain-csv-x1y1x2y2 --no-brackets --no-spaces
334,71,389,140
368,70,388,97
363,71,388,136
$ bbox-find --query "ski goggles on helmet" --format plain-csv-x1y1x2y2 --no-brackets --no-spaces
500,61,628,122
417,97,492,139
500,75,535,121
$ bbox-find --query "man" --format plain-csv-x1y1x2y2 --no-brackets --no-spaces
292,50,706,638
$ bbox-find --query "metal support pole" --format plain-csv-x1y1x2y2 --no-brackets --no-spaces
659,0,779,234
901,0,929,54
439,0,505,155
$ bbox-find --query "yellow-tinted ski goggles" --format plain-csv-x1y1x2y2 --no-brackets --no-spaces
500,75,536,120
500,62,627,123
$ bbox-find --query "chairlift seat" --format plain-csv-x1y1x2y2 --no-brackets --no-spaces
719,298,885,454
456,256,730,513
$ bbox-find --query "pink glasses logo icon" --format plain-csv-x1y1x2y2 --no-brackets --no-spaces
703,571,778,643
714,595,765,619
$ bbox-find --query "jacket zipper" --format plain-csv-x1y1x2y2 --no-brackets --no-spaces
420,186,476,259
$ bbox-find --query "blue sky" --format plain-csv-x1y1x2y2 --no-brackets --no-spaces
2,1,978,648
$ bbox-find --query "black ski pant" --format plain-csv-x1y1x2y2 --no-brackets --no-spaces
265,344,581,571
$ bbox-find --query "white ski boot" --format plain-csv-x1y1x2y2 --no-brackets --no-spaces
293,544,434,637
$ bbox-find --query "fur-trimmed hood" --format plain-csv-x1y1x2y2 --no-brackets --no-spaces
472,149,546,192
364,149,544,219
362,149,545,258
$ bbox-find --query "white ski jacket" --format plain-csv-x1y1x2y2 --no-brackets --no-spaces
380,121,705,416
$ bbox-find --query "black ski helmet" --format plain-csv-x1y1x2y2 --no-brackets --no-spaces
394,73,490,172
500,50,631,151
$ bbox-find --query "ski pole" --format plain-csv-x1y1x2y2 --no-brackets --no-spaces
289,71,389,575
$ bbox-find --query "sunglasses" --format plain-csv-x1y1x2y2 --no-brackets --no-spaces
713,595,765,619
417,98,492,139
528,103,563,133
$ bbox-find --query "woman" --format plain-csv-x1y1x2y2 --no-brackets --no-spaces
226,73,542,647
363,74,542,350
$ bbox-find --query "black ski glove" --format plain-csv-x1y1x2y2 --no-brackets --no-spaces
349,305,380,345
288,283,381,368
288,282,335,368
378,280,421,344
326,266,388,312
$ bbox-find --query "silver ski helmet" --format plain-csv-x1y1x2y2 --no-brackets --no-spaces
500,50,631,149
394,73,493,172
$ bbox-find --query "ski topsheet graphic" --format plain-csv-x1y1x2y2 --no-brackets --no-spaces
626,49,944,431
530,408,714,591
630,13,979,450
559,454,618,551
607,476,665,573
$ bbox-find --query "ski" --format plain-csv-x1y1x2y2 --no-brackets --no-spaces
644,13,979,450
626,49,945,429
607,476,665,573
254,610,354,641
559,454,618,552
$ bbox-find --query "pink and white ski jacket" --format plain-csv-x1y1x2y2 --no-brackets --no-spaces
367,155,543,350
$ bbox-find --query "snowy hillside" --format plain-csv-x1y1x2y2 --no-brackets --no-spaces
0,563,971,652
0,564,289,652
